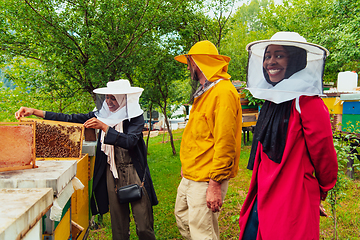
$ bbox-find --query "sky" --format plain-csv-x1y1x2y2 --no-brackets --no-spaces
234,0,283,10
205,0,283,17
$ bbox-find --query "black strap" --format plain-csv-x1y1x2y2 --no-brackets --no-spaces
113,162,147,189
112,121,147,189
140,168,146,187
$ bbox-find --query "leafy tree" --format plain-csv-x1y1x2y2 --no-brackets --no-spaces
221,0,273,81
0,68,14,89
0,83,23,122
321,0,360,80
135,41,189,155
175,0,237,51
223,0,360,83
0,56,94,123
129,0,237,154
256,0,360,82
202,0,237,48
0,0,197,105
1,57,94,115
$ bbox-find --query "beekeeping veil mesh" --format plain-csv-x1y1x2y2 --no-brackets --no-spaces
93,80,144,127
246,32,329,104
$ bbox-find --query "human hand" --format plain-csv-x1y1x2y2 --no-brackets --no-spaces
206,179,222,212
320,203,328,217
15,107,36,120
84,117,108,132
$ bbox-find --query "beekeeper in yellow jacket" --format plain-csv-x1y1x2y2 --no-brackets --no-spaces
174,40,242,240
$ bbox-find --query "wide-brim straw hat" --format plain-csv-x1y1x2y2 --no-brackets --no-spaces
174,40,230,64
93,79,143,94
246,32,329,60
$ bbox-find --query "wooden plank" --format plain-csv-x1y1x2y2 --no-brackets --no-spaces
0,165,37,172
242,121,257,127
242,108,258,114
243,115,257,122
71,154,89,240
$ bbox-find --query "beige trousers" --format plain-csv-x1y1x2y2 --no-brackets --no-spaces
174,178,229,240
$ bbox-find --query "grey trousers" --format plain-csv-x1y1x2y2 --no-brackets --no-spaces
106,163,155,240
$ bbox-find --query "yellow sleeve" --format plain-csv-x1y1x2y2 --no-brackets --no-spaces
209,84,242,182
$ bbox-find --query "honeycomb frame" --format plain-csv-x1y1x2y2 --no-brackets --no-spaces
20,118,85,159
0,122,37,172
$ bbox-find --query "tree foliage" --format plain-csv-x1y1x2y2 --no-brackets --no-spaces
322,0,360,80
0,0,197,107
224,0,360,83
221,0,273,81
0,0,213,123
175,0,237,52
0,57,94,121
134,40,190,155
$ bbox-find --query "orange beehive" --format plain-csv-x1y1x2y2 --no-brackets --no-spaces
0,122,36,172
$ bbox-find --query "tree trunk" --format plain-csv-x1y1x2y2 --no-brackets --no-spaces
346,155,354,179
161,108,176,155
331,191,338,240
145,104,153,154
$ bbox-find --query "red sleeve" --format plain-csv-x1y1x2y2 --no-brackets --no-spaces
300,96,338,200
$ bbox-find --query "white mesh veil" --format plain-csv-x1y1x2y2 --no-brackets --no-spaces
93,80,144,127
246,32,329,104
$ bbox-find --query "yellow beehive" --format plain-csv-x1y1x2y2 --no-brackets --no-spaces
71,154,89,240
322,97,343,114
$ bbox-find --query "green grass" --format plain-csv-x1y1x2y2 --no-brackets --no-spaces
88,129,360,240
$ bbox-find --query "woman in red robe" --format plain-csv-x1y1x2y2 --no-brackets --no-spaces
239,32,338,240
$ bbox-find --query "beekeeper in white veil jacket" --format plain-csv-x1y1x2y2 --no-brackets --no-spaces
15,79,158,240
238,32,338,240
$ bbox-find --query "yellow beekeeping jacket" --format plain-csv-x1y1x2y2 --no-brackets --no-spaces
180,79,242,182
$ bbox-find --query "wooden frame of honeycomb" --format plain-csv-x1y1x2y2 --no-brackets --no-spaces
20,118,85,159
0,122,37,172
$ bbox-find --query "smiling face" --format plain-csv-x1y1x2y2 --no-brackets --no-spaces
263,45,289,83
105,94,120,112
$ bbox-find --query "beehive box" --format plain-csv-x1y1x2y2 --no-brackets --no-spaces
20,118,84,159
322,97,343,115
240,93,259,114
0,122,36,172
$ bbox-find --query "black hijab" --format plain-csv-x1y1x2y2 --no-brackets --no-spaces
248,45,307,170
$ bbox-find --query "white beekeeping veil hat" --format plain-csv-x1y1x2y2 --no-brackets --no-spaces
93,79,144,127
246,32,329,104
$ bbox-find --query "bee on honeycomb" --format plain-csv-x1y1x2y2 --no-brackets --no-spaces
35,122,81,158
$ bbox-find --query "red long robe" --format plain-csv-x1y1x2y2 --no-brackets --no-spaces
239,96,338,240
